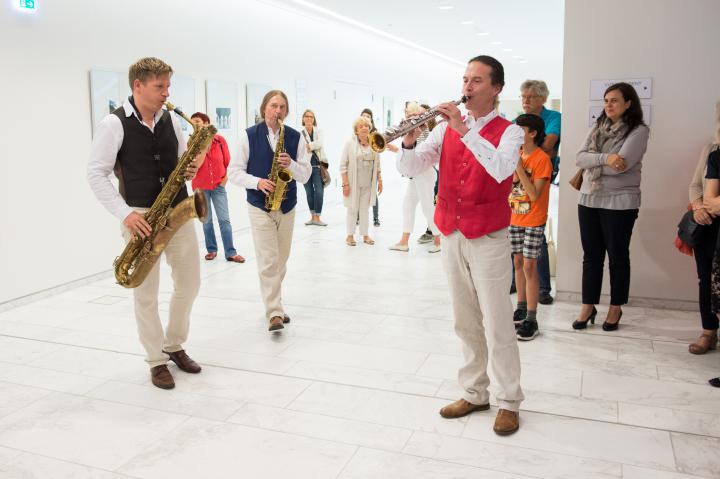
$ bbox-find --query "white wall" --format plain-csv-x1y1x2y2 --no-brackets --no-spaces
0,0,464,303
557,0,720,306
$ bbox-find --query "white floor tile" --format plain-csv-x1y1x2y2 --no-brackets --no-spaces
671,432,720,478
0,453,132,478
0,381,52,419
619,402,720,437
118,417,356,479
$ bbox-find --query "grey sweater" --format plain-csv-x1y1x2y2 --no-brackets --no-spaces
576,124,650,210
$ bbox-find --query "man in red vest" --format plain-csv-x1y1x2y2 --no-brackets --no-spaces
398,55,524,435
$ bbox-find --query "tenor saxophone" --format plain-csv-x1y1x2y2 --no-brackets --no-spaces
113,101,215,288
369,96,468,152
264,119,293,211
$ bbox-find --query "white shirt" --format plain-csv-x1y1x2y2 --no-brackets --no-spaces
87,98,187,220
397,109,523,183
228,123,311,190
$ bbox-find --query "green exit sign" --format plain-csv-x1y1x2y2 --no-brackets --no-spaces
19,0,36,9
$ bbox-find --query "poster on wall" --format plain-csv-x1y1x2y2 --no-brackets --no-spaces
168,75,196,133
246,83,273,127
206,79,239,154
89,70,129,135
382,96,394,128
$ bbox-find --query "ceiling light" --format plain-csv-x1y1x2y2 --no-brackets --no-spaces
519,60,528,64
438,5,454,10
476,31,490,36
512,55,523,59
502,48,512,52
491,41,502,45
461,20,474,25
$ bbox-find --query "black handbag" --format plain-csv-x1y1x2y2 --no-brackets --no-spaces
677,210,707,248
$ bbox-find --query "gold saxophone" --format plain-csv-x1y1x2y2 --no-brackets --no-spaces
264,119,293,211
113,101,215,288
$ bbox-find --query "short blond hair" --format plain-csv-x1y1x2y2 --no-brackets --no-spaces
353,116,371,134
128,57,173,89
405,101,424,116
520,79,549,99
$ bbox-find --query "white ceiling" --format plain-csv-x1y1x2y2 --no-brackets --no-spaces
274,0,565,99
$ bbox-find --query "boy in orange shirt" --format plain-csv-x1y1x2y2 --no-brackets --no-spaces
508,114,553,340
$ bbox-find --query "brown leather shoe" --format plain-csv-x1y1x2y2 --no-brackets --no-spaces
689,331,718,354
150,365,175,389
164,349,201,373
268,316,284,331
439,399,490,419
205,252,217,260
283,314,291,324
493,409,520,436
226,255,245,263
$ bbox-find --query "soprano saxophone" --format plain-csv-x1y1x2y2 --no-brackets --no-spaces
113,101,215,288
369,96,468,152
265,119,293,211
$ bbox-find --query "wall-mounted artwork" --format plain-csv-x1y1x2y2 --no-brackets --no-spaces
206,79,239,155
382,96,394,128
168,75,196,133
89,70,129,135
246,83,272,127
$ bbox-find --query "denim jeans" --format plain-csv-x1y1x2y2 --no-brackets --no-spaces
202,186,237,258
511,234,551,294
303,167,324,214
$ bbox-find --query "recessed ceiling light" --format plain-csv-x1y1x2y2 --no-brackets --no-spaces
519,60,528,64
491,41,502,45
460,20,474,25
438,5,454,10
512,55,523,59
502,48,512,52
476,31,490,36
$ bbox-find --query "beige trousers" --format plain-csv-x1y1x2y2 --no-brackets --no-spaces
247,205,295,319
442,228,524,411
121,213,200,368
346,185,372,236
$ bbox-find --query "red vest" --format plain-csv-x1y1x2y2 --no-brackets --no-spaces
435,116,513,239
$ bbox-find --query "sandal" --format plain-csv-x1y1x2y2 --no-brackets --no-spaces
346,238,357,246
363,237,375,245
689,331,718,355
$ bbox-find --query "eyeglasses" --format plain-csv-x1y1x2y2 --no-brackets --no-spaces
519,94,540,101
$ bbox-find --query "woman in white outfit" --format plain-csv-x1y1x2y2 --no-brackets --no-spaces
340,117,382,246
390,102,441,253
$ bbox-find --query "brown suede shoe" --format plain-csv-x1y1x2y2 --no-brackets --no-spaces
150,365,175,389
268,316,284,331
689,331,718,354
493,409,520,436
439,399,490,419
164,349,201,373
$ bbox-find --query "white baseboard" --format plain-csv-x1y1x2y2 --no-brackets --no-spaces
555,291,699,311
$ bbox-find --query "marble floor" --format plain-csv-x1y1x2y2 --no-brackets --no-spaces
1,182,719,478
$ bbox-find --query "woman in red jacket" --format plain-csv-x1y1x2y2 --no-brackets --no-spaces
191,112,244,263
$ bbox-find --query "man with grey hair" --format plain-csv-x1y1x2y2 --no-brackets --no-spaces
513,79,561,307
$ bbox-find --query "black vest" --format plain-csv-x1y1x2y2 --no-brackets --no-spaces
112,106,187,208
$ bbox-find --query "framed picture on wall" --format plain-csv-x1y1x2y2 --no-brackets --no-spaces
168,75,196,133
246,83,273,127
382,96,394,128
89,69,129,135
206,79,239,155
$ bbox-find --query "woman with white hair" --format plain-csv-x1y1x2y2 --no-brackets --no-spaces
688,101,720,355
390,102,441,253
340,117,382,246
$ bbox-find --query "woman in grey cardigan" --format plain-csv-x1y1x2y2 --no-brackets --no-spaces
571,83,649,332
340,117,382,246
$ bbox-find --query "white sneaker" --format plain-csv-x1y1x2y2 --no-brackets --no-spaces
428,245,441,253
389,244,409,252
313,220,328,226
304,220,314,225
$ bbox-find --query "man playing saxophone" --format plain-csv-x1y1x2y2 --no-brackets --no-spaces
228,90,311,332
87,57,203,390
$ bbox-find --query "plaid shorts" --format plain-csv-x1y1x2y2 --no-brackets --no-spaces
509,224,546,259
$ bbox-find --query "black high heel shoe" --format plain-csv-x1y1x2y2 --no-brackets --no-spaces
572,306,597,330
602,310,623,331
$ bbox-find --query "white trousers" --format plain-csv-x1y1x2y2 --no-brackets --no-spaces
346,186,372,236
402,168,438,235
248,206,295,319
121,214,200,368
442,229,524,411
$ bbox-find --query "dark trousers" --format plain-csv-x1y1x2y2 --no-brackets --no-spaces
373,197,379,222
511,235,552,294
693,220,720,329
303,167,324,214
578,205,638,305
